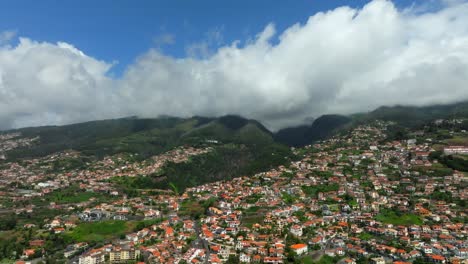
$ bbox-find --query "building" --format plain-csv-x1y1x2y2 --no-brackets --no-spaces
290,244,308,255
290,225,303,237
109,245,140,263
371,257,385,264
78,251,106,264
443,146,468,155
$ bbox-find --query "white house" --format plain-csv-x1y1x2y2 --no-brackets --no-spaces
290,244,308,255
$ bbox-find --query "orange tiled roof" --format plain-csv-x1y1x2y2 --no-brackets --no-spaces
290,243,307,250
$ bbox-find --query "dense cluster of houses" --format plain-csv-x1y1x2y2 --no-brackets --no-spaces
174,122,466,264
2,121,467,263
0,132,38,160
0,145,212,213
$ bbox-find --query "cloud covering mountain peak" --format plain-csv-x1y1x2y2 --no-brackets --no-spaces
1,0,468,130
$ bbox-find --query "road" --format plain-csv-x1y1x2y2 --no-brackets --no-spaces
193,220,210,264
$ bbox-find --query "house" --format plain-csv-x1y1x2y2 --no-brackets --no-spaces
65,221,77,229
290,244,308,255
409,250,421,259
54,227,65,234
79,250,106,264
29,240,45,247
290,225,303,237
343,258,357,264
427,254,446,264
454,248,468,258
109,246,140,263
21,249,36,259
336,247,345,256
423,246,433,254
15,261,31,264
371,257,385,264
263,257,283,264
240,253,251,263
443,146,468,155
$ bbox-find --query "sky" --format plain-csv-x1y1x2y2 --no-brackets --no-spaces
1,0,468,130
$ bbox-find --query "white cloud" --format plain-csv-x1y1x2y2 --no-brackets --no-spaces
0,38,119,129
153,33,176,46
0,30,17,45
1,0,468,130
185,26,225,58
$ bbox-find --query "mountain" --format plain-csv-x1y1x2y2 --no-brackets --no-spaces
274,114,352,147
356,101,468,127
274,101,468,147
4,116,195,160
2,115,277,161
3,101,468,192
3,100,468,159
1,115,294,193
183,115,274,145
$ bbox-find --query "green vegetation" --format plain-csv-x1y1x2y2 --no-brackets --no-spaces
48,191,101,204
169,182,179,195
0,230,28,260
0,215,16,231
134,218,164,231
302,183,339,198
430,191,456,203
5,115,295,194
31,185,109,205
413,163,454,177
110,174,166,196
245,194,263,204
179,200,206,219
5,115,279,161
302,255,342,264
178,197,218,219
244,206,260,213
13,208,66,227
48,156,94,172
112,143,292,194
275,114,352,147
444,135,468,145
439,155,468,172
358,232,374,240
157,143,293,193
430,151,468,172
241,211,265,228
64,220,130,243
357,101,468,128
7,117,194,160
376,209,423,226
281,192,297,204
63,218,163,245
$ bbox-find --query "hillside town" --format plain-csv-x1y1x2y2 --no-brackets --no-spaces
0,120,466,264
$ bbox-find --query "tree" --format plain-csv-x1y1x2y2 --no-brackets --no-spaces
226,255,240,264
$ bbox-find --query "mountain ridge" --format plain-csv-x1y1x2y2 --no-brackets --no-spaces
2,101,468,160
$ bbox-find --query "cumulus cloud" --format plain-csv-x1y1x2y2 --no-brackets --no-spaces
0,30,17,45
0,38,118,129
1,0,468,130
153,33,176,47
185,26,225,58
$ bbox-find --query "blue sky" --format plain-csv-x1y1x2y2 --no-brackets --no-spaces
0,0,419,75
1,0,467,130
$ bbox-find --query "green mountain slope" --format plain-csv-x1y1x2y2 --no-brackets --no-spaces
183,115,273,145
3,115,277,161
357,101,468,127
3,115,294,192
4,117,197,160
4,100,468,160
274,115,352,147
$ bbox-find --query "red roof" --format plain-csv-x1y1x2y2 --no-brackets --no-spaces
290,243,307,250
